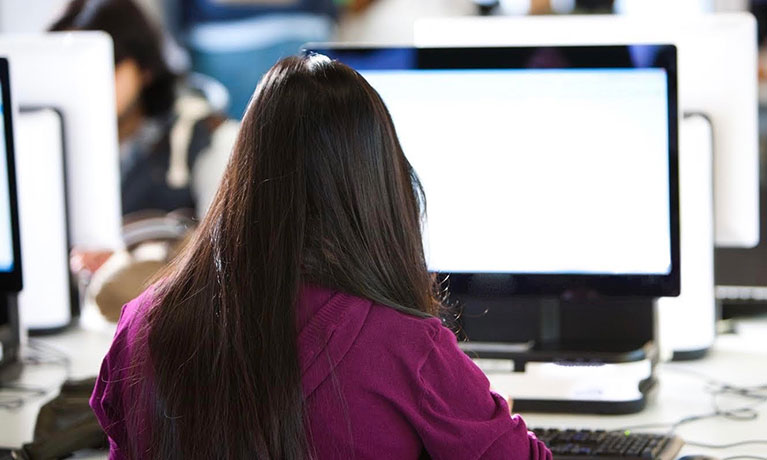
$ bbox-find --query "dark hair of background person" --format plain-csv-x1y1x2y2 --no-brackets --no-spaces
120,54,442,459
49,0,176,117
752,0,767,45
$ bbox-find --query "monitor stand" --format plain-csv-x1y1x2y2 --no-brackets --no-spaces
453,294,658,414
0,293,22,383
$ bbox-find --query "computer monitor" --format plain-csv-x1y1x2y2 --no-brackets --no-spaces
414,13,759,248
0,61,21,293
0,57,24,378
15,107,72,332
307,45,680,298
0,32,122,250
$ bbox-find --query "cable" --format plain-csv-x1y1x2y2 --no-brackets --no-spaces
0,382,49,411
613,367,767,456
686,439,767,449
22,339,72,378
616,422,677,432
0,339,73,410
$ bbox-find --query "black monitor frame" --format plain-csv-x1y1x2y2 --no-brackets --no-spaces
306,45,680,298
0,58,22,293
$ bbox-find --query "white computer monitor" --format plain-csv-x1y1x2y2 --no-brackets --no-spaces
414,13,759,248
15,108,72,332
0,32,122,250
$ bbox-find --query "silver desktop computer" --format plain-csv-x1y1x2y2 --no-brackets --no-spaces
307,44,681,414
0,32,122,333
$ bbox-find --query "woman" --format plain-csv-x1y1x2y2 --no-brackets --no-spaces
91,54,551,459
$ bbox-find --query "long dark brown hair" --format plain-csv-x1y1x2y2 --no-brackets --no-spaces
128,54,441,459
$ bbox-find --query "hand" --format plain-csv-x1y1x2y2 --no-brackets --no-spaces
70,248,113,275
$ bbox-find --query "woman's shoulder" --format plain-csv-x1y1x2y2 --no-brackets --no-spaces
358,298,456,365
367,300,444,337
111,285,158,349
120,285,156,321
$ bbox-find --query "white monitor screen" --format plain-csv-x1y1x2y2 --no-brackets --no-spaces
359,67,672,275
0,84,14,273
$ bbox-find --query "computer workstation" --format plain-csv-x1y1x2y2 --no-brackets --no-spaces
414,12,760,359
302,40,767,458
302,43,688,458
0,32,763,460
310,43,680,411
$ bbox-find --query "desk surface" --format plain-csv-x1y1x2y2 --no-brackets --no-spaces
3,306,767,460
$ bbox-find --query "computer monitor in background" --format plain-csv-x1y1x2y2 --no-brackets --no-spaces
0,32,122,332
414,13,759,249
0,32,122,250
0,58,24,381
15,108,72,333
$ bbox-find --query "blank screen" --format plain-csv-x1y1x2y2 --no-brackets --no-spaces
361,68,671,275
0,85,13,272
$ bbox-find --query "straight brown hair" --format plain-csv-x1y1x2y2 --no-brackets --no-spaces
127,54,441,459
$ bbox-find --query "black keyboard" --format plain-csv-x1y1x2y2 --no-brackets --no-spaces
531,428,684,460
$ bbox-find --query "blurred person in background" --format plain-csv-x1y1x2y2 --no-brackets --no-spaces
51,0,236,219
161,0,338,118
753,0,767,80
51,0,238,319
158,0,382,118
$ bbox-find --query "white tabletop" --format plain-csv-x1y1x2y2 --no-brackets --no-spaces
515,316,767,459
2,306,766,460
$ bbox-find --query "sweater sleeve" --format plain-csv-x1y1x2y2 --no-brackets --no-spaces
90,292,148,460
413,323,551,460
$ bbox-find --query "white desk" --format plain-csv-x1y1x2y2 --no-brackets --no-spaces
514,317,767,459
2,308,767,460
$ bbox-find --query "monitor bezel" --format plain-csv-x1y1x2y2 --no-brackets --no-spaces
304,45,680,297
0,58,23,293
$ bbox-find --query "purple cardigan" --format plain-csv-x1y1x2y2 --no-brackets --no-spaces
91,284,552,459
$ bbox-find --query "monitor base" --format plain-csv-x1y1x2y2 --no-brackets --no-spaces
513,377,657,415
467,340,658,414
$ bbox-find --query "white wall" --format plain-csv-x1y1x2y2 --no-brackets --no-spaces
335,0,476,44
0,0,167,33
714,0,749,11
0,0,70,32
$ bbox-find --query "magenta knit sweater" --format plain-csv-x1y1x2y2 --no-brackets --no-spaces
91,284,551,459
